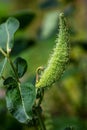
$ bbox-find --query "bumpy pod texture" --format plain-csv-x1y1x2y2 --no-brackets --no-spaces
36,13,70,88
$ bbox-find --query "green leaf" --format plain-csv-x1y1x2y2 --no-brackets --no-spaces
4,77,36,124
0,17,19,53
3,76,17,88
14,57,27,78
20,83,36,116
0,58,7,79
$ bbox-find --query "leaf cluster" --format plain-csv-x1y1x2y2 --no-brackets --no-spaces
0,17,37,125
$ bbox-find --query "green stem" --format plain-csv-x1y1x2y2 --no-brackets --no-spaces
0,48,7,57
36,107,46,130
0,48,20,82
1,76,6,80
7,56,20,82
38,89,44,107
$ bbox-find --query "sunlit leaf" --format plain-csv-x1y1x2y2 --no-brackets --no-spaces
4,77,36,124
0,17,19,53
14,57,27,78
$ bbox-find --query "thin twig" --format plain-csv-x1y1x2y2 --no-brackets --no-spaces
0,48,7,57
36,107,46,130
7,56,20,83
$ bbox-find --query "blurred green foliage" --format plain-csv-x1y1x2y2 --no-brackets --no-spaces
0,0,87,130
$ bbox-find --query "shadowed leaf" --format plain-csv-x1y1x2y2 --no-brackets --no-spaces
4,77,36,124
14,57,27,78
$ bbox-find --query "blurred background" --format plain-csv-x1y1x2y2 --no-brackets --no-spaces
0,0,87,130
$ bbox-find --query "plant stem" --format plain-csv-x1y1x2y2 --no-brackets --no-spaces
1,76,6,80
0,48,7,57
7,56,20,83
0,48,20,82
38,89,44,107
36,107,46,130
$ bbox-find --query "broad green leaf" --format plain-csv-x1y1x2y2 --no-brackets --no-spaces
0,58,7,79
20,83,36,116
14,57,27,78
4,77,36,124
0,17,19,53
